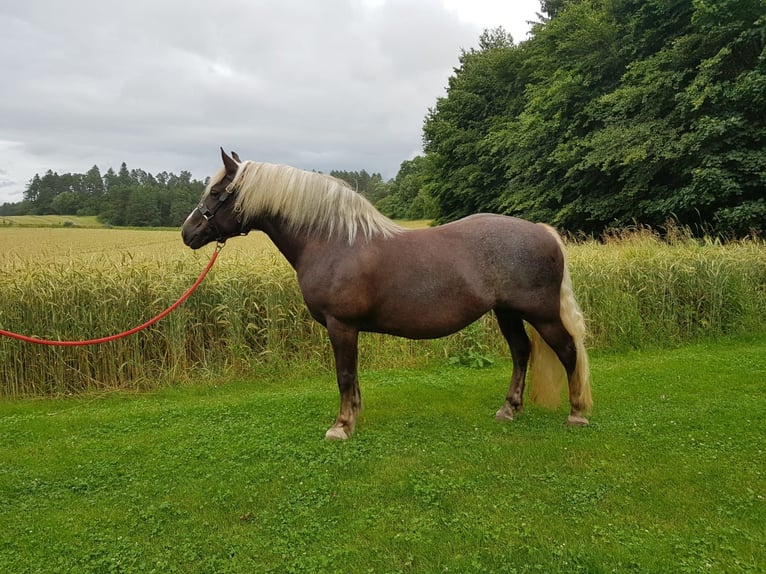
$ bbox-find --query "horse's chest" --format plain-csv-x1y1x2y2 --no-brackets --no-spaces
298,270,374,323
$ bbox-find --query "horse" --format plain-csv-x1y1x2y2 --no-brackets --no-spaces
182,149,592,439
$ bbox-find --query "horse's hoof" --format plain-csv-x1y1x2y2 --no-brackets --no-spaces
566,415,589,427
495,406,515,421
325,427,349,441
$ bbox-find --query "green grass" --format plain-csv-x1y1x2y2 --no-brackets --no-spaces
1,336,764,573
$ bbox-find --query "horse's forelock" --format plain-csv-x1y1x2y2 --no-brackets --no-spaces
204,166,228,195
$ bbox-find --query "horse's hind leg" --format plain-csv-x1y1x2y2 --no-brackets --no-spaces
531,319,589,426
494,309,530,421
325,318,362,440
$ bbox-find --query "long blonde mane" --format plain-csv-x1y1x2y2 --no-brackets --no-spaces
209,161,403,243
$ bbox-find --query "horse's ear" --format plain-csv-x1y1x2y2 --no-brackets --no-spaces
221,147,238,175
231,151,241,163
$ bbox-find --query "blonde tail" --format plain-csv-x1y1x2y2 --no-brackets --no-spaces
528,225,592,414
527,324,567,408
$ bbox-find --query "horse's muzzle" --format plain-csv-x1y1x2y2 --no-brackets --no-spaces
181,223,206,250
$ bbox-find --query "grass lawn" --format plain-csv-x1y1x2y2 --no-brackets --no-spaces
1,336,764,573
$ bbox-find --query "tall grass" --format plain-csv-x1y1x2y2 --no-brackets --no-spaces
1,227,765,397
571,228,766,349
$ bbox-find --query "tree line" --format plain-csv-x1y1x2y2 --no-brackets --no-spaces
0,163,206,228
0,163,393,228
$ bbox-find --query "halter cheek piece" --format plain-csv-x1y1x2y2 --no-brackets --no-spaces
195,182,245,242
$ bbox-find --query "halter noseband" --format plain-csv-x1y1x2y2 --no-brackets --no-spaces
195,176,244,242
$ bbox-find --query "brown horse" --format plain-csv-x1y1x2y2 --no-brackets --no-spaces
182,149,592,439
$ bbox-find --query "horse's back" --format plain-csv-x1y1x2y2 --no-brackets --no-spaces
376,214,564,323
435,214,563,273
427,214,565,311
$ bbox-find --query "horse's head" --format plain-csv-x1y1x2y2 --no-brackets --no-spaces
182,148,245,249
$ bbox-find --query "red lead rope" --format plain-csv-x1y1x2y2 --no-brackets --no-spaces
0,244,222,347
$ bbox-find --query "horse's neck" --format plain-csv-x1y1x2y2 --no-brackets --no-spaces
256,217,324,270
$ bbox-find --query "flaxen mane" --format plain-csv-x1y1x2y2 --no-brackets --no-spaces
209,161,403,243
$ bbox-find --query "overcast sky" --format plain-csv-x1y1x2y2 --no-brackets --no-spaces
0,0,541,204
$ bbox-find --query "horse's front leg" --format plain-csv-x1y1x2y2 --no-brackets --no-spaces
325,318,362,440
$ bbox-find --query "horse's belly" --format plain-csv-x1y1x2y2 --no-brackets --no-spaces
369,294,491,340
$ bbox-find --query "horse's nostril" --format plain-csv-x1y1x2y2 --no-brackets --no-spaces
181,225,199,248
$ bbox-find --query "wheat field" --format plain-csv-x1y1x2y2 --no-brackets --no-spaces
2,226,765,397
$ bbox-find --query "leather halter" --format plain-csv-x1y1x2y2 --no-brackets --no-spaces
194,175,244,242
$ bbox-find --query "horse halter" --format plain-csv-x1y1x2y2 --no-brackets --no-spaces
195,178,244,242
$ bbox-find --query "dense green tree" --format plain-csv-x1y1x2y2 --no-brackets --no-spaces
50,191,82,215
168,189,195,226
676,0,766,235
0,201,31,216
423,27,522,222
24,171,61,214
511,0,694,229
79,165,104,215
124,188,161,227
418,0,765,237
82,165,104,195
377,155,439,220
5,162,207,226
6,162,396,228
330,169,391,204
116,162,131,187
22,174,42,207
